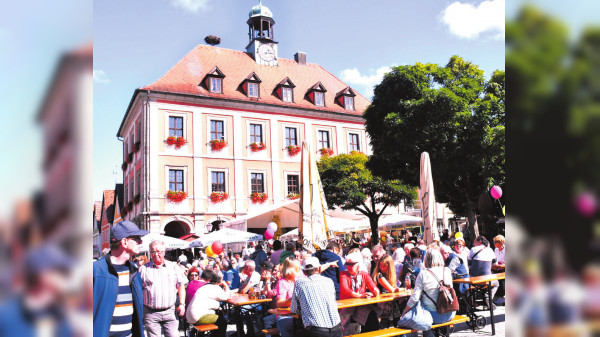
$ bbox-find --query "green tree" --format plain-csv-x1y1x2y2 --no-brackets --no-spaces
364,56,505,243
317,152,416,245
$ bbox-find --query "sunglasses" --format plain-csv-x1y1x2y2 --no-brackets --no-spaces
128,236,143,244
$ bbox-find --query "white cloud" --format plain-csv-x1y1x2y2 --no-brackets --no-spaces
171,0,210,13
93,70,110,84
340,66,393,99
441,0,505,39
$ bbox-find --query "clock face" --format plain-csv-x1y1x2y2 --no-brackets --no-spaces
257,44,275,62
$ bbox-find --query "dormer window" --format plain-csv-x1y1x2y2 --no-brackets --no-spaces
307,82,327,107
242,72,262,98
202,66,225,94
336,87,356,111
275,77,295,103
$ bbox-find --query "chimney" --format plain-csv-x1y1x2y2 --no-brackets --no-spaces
294,52,307,65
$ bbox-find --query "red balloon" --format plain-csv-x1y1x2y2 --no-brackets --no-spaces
211,241,223,255
264,230,274,240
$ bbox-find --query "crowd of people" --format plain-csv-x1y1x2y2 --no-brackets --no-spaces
93,221,506,337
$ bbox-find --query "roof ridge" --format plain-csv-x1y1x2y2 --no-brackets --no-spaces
313,64,371,102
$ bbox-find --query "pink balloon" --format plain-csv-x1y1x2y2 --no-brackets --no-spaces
490,186,502,199
576,192,596,217
264,230,274,240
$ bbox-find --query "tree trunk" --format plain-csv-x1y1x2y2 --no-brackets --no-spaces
467,209,479,246
370,215,380,246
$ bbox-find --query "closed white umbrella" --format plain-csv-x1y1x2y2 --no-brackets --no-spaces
299,141,330,253
420,152,439,244
139,233,190,253
188,228,264,248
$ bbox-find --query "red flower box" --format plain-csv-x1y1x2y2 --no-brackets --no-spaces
319,148,334,156
121,206,128,217
133,194,141,204
250,192,268,204
121,162,128,171
287,193,300,200
210,139,227,151
166,136,187,149
287,145,301,157
166,190,188,203
128,153,134,163
127,201,133,212
249,142,266,152
134,142,141,152
209,192,229,203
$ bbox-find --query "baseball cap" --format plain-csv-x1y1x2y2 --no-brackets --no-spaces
25,244,75,273
110,221,149,242
345,252,363,265
301,256,321,270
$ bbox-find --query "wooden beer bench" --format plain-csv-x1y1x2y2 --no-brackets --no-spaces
347,315,470,337
193,323,219,333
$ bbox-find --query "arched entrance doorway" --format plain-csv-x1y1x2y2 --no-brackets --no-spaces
163,220,189,238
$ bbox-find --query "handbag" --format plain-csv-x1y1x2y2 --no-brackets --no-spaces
423,269,460,314
396,300,433,331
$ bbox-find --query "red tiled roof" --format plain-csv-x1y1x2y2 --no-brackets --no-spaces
94,201,102,221
141,44,370,116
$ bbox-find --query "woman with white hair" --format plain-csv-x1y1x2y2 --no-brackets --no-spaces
400,248,456,337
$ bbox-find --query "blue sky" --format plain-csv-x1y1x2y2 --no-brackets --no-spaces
93,0,506,201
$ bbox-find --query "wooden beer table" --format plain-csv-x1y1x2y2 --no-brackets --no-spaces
227,293,272,337
454,273,505,335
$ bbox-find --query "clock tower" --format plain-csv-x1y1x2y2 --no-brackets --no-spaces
246,1,278,66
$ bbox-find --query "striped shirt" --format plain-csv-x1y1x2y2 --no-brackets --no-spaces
291,274,341,328
139,260,188,309
110,264,133,337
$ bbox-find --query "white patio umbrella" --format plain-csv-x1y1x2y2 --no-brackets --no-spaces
420,152,439,244
379,213,423,230
299,141,330,253
279,228,298,241
188,228,264,248
139,233,190,253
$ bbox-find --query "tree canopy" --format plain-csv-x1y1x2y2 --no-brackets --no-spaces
364,56,505,242
317,152,416,245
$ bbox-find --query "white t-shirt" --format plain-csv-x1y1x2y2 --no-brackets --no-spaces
468,245,496,261
392,248,405,263
494,247,505,265
186,284,230,324
239,271,261,291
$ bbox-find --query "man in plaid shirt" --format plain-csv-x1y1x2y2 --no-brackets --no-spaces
291,257,342,337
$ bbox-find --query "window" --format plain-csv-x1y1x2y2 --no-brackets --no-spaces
169,117,183,137
248,82,259,98
137,169,141,195
124,184,128,203
209,77,222,93
344,96,354,110
287,175,299,195
251,173,264,193
285,127,297,147
318,130,330,149
282,87,293,102
250,124,263,144
349,133,360,152
210,120,224,141
211,172,226,192
136,119,141,142
314,92,324,107
169,169,184,192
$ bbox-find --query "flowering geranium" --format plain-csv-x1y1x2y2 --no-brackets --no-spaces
287,193,300,200
134,142,141,152
128,153,134,163
126,201,133,212
166,136,186,149
319,148,334,156
121,162,128,171
250,192,268,204
133,194,141,204
249,142,266,152
209,192,229,203
121,206,128,217
166,190,188,203
210,139,227,151
287,145,301,157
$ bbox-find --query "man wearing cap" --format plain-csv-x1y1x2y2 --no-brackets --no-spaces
291,256,342,337
339,252,381,334
93,220,148,337
139,240,188,337
313,241,346,299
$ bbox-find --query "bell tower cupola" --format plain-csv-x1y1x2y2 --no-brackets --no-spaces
246,0,278,66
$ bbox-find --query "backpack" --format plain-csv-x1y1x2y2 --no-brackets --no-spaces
423,268,460,314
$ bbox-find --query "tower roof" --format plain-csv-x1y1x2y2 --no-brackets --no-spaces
249,1,272,18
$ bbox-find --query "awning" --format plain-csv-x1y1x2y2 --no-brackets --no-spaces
139,233,190,253
189,228,264,247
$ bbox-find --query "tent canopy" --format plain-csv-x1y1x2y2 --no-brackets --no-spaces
139,233,190,253
189,228,264,247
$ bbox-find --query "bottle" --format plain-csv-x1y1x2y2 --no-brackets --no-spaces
405,274,411,290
